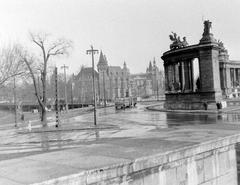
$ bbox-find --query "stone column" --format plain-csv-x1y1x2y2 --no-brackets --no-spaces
181,61,185,92
233,68,236,87
183,60,191,91
199,48,221,92
164,65,169,91
226,66,231,92
115,76,118,98
191,59,196,92
199,44,223,101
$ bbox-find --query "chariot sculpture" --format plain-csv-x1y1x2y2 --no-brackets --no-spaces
169,32,188,50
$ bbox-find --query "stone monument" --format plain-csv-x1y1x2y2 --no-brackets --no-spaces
161,21,227,110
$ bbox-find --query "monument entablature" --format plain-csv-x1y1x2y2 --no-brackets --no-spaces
161,20,227,110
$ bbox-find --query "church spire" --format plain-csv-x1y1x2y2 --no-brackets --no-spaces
123,61,127,69
149,61,152,71
153,57,156,67
97,50,108,72
98,51,107,65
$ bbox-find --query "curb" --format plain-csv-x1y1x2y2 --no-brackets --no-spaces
145,105,240,114
17,125,119,134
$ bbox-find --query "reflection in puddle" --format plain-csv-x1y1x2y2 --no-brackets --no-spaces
166,112,240,126
219,114,240,123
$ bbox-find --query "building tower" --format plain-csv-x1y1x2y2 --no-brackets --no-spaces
97,51,109,103
122,61,131,97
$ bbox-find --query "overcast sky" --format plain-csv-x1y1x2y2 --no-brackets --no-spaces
0,0,240,75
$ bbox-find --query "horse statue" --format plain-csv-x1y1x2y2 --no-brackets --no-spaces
169,32,188,50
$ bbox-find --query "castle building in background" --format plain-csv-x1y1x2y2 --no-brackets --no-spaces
70,51,165,104
68,67,99,106
97,51,131,102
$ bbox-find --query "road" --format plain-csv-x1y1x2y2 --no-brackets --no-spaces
0,101,240,160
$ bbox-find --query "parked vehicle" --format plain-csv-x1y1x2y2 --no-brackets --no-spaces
115,97,137,109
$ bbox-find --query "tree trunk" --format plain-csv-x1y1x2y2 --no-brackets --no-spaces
41,108,47,125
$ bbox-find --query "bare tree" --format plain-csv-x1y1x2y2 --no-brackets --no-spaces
0,44,27,85
20,32,73,124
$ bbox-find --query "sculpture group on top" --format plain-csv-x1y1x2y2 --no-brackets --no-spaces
203,20,212,35
169,32,188,50
169,20,228,54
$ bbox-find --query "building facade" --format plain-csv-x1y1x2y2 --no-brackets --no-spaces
219,53,240,98
71,67,99,104
70,51,165,104
130,59,165,99
97,51,131,102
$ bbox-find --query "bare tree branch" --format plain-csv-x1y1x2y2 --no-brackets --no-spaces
0,43,28,86
26,32,73,123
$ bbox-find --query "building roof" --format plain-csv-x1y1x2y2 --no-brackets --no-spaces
97,51,108,66
149,61,152,71
107,66,122,77
74,67,99,81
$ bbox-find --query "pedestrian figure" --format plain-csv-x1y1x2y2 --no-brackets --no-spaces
28,121,32,131
21,113,24,121
216,101,222,110
203,102,208,111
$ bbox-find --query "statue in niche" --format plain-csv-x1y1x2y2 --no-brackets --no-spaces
203,20,212,35
217,39,228,54
169,32,188,50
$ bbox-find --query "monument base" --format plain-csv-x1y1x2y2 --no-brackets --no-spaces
164,100,227,110
164,91,227,110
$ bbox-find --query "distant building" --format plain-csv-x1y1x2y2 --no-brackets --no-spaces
97,51,131,101
130,58,165,98
219,55,240,98
70,67,99,104
70,51,165,104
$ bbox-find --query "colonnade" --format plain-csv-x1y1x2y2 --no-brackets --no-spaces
164,58,200,93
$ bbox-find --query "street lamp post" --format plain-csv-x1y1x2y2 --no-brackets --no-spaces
98,73,101,106
121,72,124,98
55,67,59,127
110,72,113,100
71,82,73,109
14,77,17,127
61,64,68,112
102,71,106,107
87,46,98,125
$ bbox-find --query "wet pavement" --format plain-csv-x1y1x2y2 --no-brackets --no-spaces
1,101,240,159
1,100,240,184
